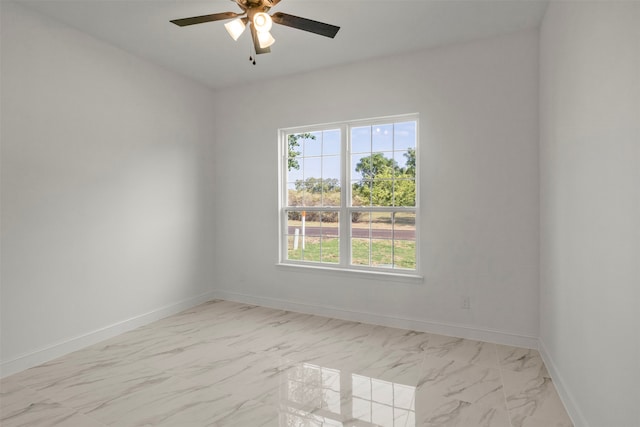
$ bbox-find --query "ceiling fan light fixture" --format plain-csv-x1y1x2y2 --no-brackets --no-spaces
224,18,246,41
258,31,276,48
171,2,341,57
253,12,273,33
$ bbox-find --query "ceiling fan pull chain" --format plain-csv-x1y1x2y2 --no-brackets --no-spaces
248,37,256,65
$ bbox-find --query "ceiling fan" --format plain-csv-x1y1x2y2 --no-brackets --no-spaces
170,0,340,57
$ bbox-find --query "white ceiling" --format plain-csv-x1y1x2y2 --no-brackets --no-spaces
17,0,549,91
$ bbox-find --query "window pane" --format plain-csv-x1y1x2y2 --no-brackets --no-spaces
320,155,340,207
350,211,417,269
393,150,416,176
322,155,340,181
371,179,394,207
287,210,302,225
351,153,370,181
321,237,339,264
303,157,322,180
287,212,303,262
381,151,396,168
371,239,393,267
351,238,370,266
353,152,397,207
320,212,339,264
303,132,322,157
287,235,302,261
394,121,417,151
393,239,416,269
372,124,393,152
303,236,321,262
323,129,340,155
287,182,303,207
305,215,321,236
294,183,319,207
371,212,392,239
351,208,371,263
393,212,416,269
354,153,395,181
287,165,303,182
351,211,370,239
302,189,317,207
287,134,303,173
352,180,371,206
394,212,416,239
393,179,415,207
286,212,341,265
351,126,371,153
321,212,339,237
322,185,340,207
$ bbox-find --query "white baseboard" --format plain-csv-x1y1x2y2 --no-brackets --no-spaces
538,339,588,427
1,289,539,379
0,291,217,378
211,289,539,349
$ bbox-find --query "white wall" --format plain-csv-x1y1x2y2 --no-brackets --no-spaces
211,30,540,345
539,2,640,427
0,2,216,375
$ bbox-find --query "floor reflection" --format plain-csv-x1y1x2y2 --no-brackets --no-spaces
281,362,416,427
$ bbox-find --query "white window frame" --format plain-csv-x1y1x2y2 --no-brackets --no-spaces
277,114,421,280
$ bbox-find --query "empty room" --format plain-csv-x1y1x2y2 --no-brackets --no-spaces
1,0,638,426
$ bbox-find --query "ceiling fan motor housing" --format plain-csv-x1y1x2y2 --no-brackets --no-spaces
236,0,273,13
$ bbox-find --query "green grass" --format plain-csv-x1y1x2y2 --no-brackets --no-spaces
287,237,339,264
287,237,415,269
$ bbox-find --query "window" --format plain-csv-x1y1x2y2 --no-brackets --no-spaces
279,114,418,275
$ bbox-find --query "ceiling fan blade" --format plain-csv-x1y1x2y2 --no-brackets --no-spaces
250,22,271,55
170,12,242,27
271,12,340,38
265,0,282,7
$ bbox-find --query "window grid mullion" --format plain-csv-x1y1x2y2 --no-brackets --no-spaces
340,124,349,268
281,143,288,263
391,212,396,269
368,212,372,267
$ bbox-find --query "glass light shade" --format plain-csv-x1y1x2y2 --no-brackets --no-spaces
224,18,246,41
253,12,273,33
258,31,276,48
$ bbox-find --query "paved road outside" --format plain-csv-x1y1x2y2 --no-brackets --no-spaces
287,226,415,240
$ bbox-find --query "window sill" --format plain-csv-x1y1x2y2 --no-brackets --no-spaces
275,263,424,284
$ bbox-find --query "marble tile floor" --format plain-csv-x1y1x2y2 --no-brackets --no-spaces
1,300,573,427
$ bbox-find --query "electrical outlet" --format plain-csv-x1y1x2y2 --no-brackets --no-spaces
461,296,471,310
